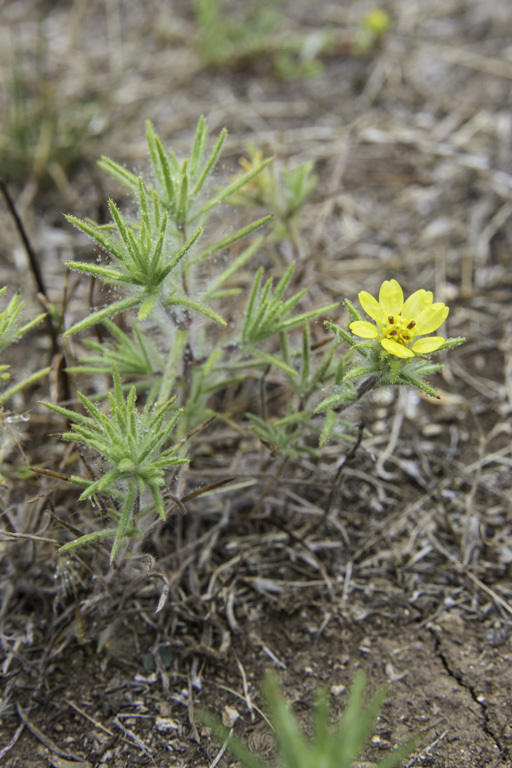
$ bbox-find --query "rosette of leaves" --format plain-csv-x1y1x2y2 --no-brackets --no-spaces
231,143,318,247
41,366,188,561
64,117,272,337
240,262,338,375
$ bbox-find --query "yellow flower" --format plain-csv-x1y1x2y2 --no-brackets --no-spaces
236,149,269,197
239,150,265,175
362,9,390,36
349,279,449,359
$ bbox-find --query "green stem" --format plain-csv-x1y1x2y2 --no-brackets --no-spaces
110,484,138,561
159,328,189,404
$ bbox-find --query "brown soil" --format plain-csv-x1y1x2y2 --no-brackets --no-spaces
1,1,512,767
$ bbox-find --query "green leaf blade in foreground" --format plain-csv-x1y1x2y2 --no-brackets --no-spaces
0,367,51,403
248,348,298,376
41,399,95,428
58,527,120,554
65,215,125,262
319,408,338,447
189,114,208,179
162,225,203,276
315,390,354,414
17,312,47,337
394,371,440,399
191,125,227,199
97,156,138,192
203,237,263,299
165,295,226,326
64,296,141,336
79,469,121,500
108,199,143,270
146,121,171,201
201,654,416,768
273,260,295,300
64,261,136,285
263,672,310,768
197,711,265,768
330,671,386,764
241,266,263,344
192,157,273,221
194,215,271,264
325,320,359,348
279,302,339,332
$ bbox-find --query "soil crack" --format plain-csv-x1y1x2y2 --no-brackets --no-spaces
430,630,506,761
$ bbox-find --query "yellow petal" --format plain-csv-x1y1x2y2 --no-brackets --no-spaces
416,302,449,334
350,320,378,338
378,280,404,315
358,291,385,323
403,290,449,334
402,289,429,318
411,336,445,353
411,306,448,334
381,337,414,358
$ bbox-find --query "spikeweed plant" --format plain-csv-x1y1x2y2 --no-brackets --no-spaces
194,0,280,68
0,287,49,483
194,0,333,79
315,280,464,444
0,116,460,758
200,670,417,768
42,366,187,561
0,287,49,405
24,116,463,560
230,143,318,256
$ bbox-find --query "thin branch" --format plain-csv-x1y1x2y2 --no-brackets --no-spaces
0,177,60,356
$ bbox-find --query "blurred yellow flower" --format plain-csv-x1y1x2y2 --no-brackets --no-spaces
239,150,265,175
362,9,390,36
349,279,449,359
234,148,269,201
355,8,391,53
